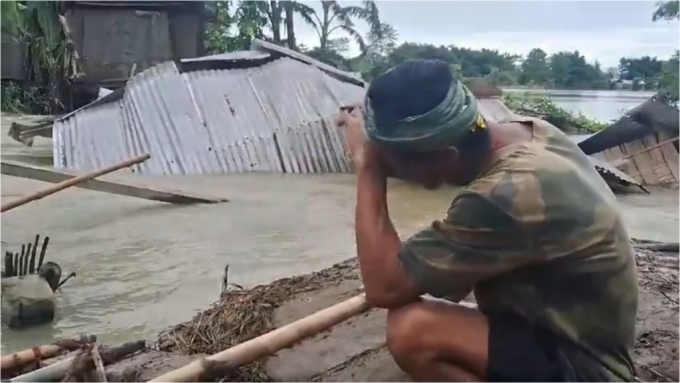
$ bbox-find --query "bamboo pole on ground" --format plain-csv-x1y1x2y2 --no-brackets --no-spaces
1,335,96,370
10,340,145,382
149,294,372,382
1,154,151,213
150,294,478,382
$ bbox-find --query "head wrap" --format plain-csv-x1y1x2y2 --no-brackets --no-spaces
363,63,485,152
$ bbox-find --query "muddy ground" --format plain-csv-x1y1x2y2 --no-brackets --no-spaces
155,248,679,382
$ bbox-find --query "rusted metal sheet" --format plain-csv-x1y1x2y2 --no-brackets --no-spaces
53,58,361,175
566,134,644,191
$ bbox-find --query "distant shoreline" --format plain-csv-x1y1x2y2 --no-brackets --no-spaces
501,88,656,100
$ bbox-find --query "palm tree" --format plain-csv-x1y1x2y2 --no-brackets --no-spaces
282,1,316,50
652,1,679,21
268,1,284,44
307,1,382,56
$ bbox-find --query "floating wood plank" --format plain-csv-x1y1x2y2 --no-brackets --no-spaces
1,161,227,205
2,155,152,213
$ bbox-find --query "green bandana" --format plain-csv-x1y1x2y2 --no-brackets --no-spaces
364,75,481,152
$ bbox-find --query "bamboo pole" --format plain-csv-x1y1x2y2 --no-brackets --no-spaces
1,154,150,213
149,294,372,382
150,295,480,383
1,335,96,370
90,345,107,382
11,340,144,382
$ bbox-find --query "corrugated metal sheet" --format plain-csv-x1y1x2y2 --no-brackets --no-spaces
53,57,362,175
587,156,643,189
564,134,643,190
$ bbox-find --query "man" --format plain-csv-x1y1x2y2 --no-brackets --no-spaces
334,60,638,382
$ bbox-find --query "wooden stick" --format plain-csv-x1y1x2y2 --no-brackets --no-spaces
11,340,144,382
17,251,23,277
13,253,19,276
90,345,107,382
619,136,680,161
28,235,39,274
23,243,31,276
37,236,49,270
149,294,372,382
4,251,14,277
1,154,151,213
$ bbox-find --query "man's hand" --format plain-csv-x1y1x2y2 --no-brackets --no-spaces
334,106,382,174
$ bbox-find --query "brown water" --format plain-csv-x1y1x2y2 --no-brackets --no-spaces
1,113,678,353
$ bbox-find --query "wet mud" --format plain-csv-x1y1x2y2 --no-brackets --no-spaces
159,250,678,382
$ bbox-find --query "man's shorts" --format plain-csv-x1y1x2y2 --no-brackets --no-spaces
486,311,574,382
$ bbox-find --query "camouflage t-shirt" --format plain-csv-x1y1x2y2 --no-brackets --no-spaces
400,117,638,381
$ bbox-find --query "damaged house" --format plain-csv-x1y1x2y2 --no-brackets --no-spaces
52,40,365,175
577,97,680,189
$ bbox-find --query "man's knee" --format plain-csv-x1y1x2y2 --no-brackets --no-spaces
386,300,431,361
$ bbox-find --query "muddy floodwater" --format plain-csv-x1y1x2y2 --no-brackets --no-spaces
1,112,678,354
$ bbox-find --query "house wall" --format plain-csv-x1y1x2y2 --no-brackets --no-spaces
1,33,26,81
1,6,202,86
65,7,201,87
599,131,679,189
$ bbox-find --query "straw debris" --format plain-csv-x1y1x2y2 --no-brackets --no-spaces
156,260,357,381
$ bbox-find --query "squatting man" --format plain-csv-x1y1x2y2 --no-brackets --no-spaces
333,59,638,382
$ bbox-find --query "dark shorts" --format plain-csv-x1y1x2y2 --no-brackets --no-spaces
487,311,574,382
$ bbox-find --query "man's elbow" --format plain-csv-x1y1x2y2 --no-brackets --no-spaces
364,285,411,309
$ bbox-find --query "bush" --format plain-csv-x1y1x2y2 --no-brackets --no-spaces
502,93,608,133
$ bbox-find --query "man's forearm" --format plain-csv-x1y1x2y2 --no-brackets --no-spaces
354,164,407,304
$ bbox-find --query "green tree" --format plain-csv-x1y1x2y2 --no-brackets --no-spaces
652,1,679,102
549,51,608,89
519,48,550,86
652,0,680,21
282,1,316,50
658,51,679,102
204,0,270,53
267,1,284,44
354,23,398,79
306,1,382,58
205,0,235,53
1,1,82,112
617,56,663,84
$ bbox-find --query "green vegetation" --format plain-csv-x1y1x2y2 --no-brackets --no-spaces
502,93,608,133
202,1,678,97
2,0,676,117
199,0,679,132
651,1,679,104
1,1,82,114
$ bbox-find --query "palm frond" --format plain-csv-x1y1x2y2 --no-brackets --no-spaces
292,1,320,32
339,24,367,54
653,0,680,21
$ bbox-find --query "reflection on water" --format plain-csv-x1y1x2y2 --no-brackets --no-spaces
0,90,677,353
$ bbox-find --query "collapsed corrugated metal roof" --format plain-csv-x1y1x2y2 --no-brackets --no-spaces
565,134,646,192
578,96,680,155
250,39,366,87
53,56,363,175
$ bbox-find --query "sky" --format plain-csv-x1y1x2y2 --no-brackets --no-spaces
292,0,680,68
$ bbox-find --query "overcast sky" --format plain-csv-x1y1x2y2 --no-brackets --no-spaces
293,1,679,68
